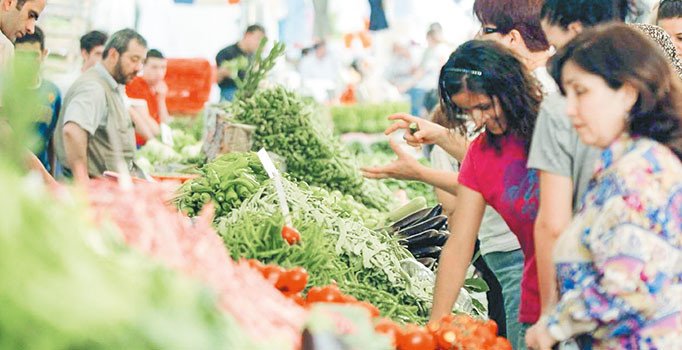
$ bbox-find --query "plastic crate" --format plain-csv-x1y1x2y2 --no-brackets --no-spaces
165,58,215,115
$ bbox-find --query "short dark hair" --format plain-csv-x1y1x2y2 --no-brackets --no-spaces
474,0,549,52
439,40,542,152
658,0,682,20
146,49,165,60
541,0,629,29
16,0,28,9
245,24,265,35
550,23,682,160
80,30,108,53
102,29,147,59
15,25,45,50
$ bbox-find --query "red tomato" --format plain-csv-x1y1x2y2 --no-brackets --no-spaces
246,259,264,272
260,265,284,284
275,267,309,294
490,337,512,350
306,286,324,302
281,225,301,245
306,284,344,303
435,327,457,350
397,326,436,350
484,319,499,336
343,294,358,303
289,293,306,307
474,324,496,348
438,314,456,325
374,318,402,347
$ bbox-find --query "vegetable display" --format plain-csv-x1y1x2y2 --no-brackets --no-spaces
211,39,395,211
349,140,438,206
330,102,410,134
216,174,435,323
87,179,306,347
391,204,450,268
176,152,269,217
0,169,254,350
375,315,512,350
227,85,395,211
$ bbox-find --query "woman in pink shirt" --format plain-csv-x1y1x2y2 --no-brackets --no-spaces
388,40,543,348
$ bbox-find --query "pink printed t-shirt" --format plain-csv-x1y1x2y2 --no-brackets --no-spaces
458,133,540,324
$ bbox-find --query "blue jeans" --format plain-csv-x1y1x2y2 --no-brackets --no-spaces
220,86,237,102
483,249,526,350
407,87,428,117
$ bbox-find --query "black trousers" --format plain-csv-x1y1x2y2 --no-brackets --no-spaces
472,239,507,337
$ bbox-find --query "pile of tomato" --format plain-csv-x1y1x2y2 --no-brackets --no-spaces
374,314,512,350
246,259,380,315
246,259,511,350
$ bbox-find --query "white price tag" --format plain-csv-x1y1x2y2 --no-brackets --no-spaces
257,149,291,226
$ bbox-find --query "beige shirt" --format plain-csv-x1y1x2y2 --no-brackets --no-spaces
0,31,13,69
0,31,14,108
55,63,136,177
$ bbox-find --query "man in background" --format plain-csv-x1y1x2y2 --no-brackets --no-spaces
80,30,108,72
215,24,265,101
0,0,53,184
15,25,61,175
126,49,169,146
55,29,147,178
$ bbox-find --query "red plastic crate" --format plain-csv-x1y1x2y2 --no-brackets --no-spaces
165,58,215,115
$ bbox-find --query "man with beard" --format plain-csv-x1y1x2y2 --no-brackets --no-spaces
55,29,147,178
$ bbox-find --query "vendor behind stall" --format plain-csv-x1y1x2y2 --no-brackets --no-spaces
55,29,147,178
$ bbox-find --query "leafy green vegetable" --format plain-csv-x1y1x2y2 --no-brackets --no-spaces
229,86,395,210
176,152,268,217
234,39,286,101
330,102,409,134
216,177,433,323
0,166,261,350
351,141,438,206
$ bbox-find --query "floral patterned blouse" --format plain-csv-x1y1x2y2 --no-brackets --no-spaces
547,135,682,349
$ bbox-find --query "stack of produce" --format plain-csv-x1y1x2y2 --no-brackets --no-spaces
175,152,269,217
135,127,204,174
386,200,450,269
212,39,394,211
216,170,435,323
228,85,394,210
331,102,409,134
86,178,306,347
349,140,438,206
374,314,512,350
0,168,251,349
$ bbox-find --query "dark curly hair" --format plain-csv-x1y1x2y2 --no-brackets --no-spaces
550,23,682,160
540,0,629,29
438,40,542,153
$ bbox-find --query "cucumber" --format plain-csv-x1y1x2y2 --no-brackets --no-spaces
386,196,427,223
409,122,420,135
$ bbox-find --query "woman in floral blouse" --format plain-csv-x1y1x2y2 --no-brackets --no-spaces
526,23,682,349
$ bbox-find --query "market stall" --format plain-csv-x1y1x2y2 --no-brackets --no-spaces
1,36,511,350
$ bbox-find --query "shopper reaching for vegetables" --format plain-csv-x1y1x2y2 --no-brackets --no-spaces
383,40,544,349
361,136,461,196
